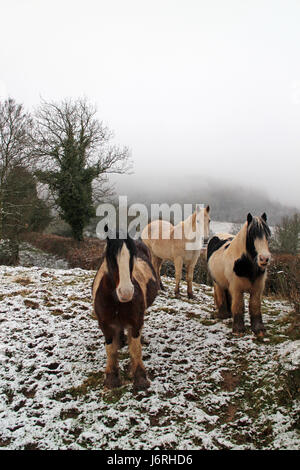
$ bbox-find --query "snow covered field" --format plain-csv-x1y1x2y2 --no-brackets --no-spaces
0,260,299,450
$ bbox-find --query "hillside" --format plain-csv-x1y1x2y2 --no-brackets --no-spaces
0,261,299,450
111,174,299,226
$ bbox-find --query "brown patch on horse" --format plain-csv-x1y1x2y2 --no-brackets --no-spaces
93,236,158,390
132,258,156,306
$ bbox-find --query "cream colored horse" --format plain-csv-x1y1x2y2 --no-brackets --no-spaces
141,206,210,298
207,213,271,337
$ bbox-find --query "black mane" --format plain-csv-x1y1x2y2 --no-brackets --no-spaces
246,217,271,259
106,233,137,277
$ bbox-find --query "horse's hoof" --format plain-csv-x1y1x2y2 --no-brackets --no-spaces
104,372,121,389
133,377,150,392
160,283,165,291
251,322,265,338
232,325,246,335
187,292,194,300
133,366,150,391
255,330,265,339
175,291,180,299
232,331,245,337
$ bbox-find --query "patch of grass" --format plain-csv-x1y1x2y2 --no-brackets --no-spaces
159,307,178,314
0,438,12,447
278,368,300,405
23,299,39,310
53,370,104,400
283,312,300,340
60,408,80,420
3,387,14,404
50,308,65,316
200,319,218,326
14,277,32,286
6,289,30,298
103,386,129,404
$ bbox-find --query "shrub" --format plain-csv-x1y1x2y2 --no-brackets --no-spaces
272,214,300,255
21,232,105,270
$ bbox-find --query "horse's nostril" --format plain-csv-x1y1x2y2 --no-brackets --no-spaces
259,255,270,264
118,285,134,300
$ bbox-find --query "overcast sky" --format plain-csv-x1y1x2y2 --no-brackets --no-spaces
1,0,300,207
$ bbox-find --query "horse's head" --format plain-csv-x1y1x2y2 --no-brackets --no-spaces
193,205,210,245
246,212,271,271
203,205,210,244
106,229,136,303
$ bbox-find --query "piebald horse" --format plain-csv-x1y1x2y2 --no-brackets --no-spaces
207,213,271,337
92,229,159,390
141,206,210,298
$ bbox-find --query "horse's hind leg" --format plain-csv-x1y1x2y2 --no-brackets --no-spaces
128,326,150,391
152,255,164,290
214,283,231,319
174,256,183,297
103,326,121,388
186,260,197,299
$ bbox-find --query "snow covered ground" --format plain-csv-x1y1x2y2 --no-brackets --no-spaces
19,242,69,269
0,257,299,450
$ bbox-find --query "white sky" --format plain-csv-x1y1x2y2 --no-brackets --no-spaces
1,0,300,207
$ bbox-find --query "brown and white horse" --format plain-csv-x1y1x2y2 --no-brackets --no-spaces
207,213,271,337
141,206,210,298
92,230,159,390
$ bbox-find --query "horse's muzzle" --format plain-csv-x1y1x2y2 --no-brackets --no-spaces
257,253,271,270
116,285,134,303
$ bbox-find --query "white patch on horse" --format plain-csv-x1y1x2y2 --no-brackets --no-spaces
116,244,134,302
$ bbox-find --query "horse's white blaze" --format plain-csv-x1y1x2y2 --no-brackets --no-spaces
116,244,134,302
254,237,271,267
184,208,210,250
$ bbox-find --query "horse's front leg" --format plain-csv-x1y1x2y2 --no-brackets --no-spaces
128,326,150,391
186,260,197,299
214,282,231,319
102,325,121,388
230,289,245,335
174,257,183,298
249,288,265,337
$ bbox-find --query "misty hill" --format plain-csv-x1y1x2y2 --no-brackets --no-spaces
111,174,299,226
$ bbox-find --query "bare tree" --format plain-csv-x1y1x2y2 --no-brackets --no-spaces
33,97,131,240
0,98,34,240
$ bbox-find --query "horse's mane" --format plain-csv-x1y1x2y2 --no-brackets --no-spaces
246,217,271,259
247,217,271,240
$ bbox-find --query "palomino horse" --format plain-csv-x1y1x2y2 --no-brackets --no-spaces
141,205,210,298
92,229,159,390
207,213,271,337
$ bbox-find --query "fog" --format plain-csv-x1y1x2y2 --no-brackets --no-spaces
1,0,300,208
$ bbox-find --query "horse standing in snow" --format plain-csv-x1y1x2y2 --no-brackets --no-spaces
141,205,210,299
92,229,159,390
207,213,271,337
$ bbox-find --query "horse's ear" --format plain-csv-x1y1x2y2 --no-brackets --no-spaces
247,213,253,225
206,205,210,214
261,212,267,222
